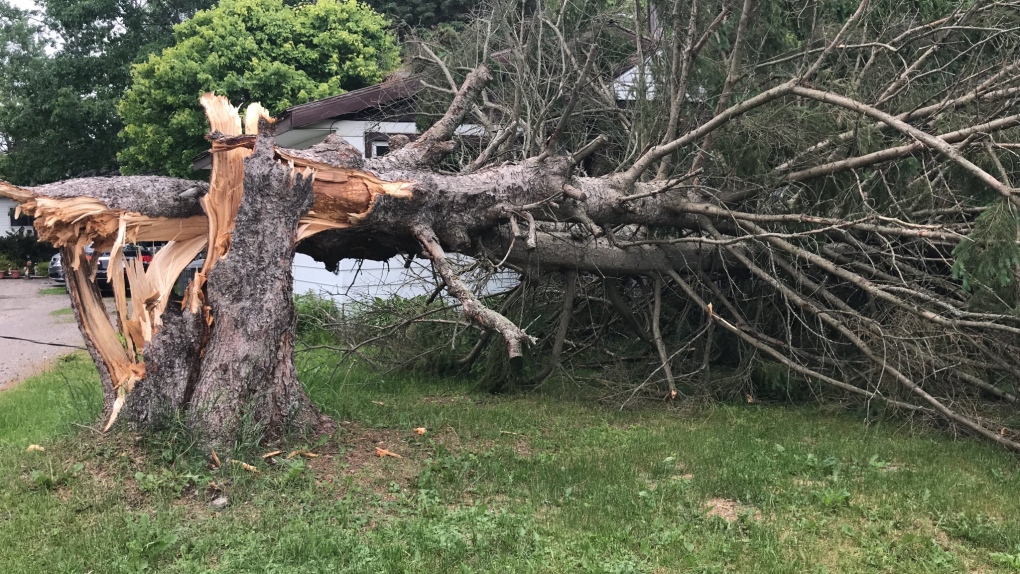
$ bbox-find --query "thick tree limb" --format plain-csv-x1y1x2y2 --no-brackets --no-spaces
373,65,492,170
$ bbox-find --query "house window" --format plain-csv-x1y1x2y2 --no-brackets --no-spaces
371,141,390,157
8,208,33,228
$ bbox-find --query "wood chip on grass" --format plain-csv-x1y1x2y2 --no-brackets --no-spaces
375,447,402,458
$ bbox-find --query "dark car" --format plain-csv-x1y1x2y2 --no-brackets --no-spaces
96,245,152,291
48,245,152,295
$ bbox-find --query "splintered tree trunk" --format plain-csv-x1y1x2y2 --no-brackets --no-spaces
185,131,319,441
72,125,320,447
0,98,350,450
121,126,322,443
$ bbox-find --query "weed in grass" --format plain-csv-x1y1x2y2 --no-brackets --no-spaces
812,487,853,509
991,547,1020,569
26,458,84,491
277,458,308,485
119,513,180,572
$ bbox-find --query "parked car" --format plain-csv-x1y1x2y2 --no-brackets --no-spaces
49,252,64,283
96,245,152,291
48,245,152,294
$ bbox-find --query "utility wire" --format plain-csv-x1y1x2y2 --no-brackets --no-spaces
0,334,85,350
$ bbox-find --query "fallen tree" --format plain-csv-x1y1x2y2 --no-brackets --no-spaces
3,0,1020,452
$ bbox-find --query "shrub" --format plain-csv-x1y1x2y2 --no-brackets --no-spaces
294,292,341,344
0,231,55,268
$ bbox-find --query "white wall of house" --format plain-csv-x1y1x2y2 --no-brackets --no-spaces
614,65,656,101
275,120,486,157
276,120,419,155
294,254,437,301
613,63,707,104
0,197,33,237
294,253,517,305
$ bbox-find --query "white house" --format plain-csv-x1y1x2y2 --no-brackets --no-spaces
0,196,35,237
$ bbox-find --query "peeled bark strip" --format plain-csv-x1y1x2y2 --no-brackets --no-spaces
190,94,251,315
62,246,137,423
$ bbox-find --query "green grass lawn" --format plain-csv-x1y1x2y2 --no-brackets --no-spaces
37,287,68,296
2,351,1019,573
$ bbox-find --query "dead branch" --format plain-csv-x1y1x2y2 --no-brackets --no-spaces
415,224,536,358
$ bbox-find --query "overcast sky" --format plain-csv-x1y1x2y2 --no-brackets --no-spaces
8,0,40,10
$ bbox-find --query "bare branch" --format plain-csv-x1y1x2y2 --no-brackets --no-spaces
415,224,536,358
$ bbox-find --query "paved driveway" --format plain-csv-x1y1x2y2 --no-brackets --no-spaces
0,279,86,390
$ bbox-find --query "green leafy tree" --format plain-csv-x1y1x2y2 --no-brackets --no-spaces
118,0,400,177
0,2,46,180
0,0,217,186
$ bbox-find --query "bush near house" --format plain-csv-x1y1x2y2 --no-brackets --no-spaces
0,231,55,271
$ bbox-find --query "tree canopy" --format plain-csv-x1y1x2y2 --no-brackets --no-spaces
118,0,400,177
0,0,217,186
363,0,478,30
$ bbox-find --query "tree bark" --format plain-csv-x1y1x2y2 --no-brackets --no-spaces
186,125,322,443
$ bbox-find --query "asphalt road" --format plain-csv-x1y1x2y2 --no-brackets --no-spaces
0,279,87,390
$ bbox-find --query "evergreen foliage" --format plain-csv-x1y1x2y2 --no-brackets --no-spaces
953,201,1020,298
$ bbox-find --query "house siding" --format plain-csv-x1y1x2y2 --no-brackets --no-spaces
0,197,34,237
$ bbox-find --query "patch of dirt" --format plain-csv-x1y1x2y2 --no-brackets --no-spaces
704,497,759,522
330,421,428,499
432,424,464,451
507,433,533,458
